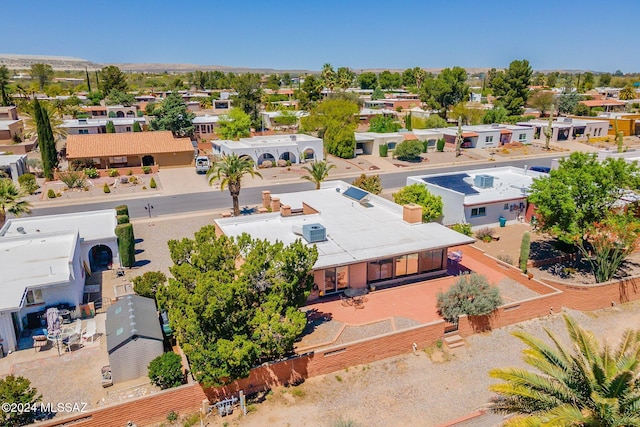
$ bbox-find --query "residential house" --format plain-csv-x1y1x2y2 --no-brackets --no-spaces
0,106,19,120
214,181,475,299
212,134,323,165
61,117,146,135
441,124,535,149
260,110,308,130
0,209,119,354
66,131,195,168
571,112,640,137
193,115,220,139
0,114,36,154
517,117,608,142
0,154,28,183
407,166,548,227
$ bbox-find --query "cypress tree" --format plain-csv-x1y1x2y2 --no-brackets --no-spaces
115,223,136,267
41,107,58,173
33,98,52,180
85,68,92,92
406,112,412,131
95,70,100,91
133,121,142,132
106,120,115,133
519,232,531,273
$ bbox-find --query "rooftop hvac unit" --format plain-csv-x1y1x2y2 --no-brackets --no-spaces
290,135,297,141
474,174,494,189
302,223,326,243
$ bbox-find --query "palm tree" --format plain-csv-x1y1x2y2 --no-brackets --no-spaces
300,160,336,190
489,314,640,426
19,100,67,142
0,178,32,227
207,154,262,216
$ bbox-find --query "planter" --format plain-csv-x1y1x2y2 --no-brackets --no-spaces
527,272,534,280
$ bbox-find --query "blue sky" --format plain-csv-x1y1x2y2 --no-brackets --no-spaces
2,0,638,72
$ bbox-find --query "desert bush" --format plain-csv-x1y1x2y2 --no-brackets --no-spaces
142,166,152,174
260,160,273,169
497,254,513,265
450,223,473,236
117,214,129,224
150,177,157,189
58,171,86,189
352,174,382,195
277,159,287,167
84,167,99,178
475,227,495,242
148,352,183,390
18,173,39,194
394,140,423,162
436,273,502,323
108,169,119,177
436,138,445,152
103,183,110,193
47,188,56,198
128,176,139,185
379,144,388,157
127,169,133,176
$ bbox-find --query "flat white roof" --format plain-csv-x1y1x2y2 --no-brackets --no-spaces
0,120,20,131
413,166,547,205
192,115,220,124
215,181,474,269
216,134,322,149
0,231,77,311
0,154,27,166
60,118,145,128
0,209,117,242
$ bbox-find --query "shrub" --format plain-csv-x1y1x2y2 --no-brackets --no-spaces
167,411,178,424
58,170,86,189
84,167,99,179
148,352,183,390
127,169,133,176
421,140,428,153
450,223,473,236
115,205,129,216
133,271,167,299
276,159,287,167
0,375,42,426
150,177,157,189
18,173,39,194
142,166,152,174
519,231,531,273
286,160,292,166
436,273,502,323
47,188,56,198
497,254,514,265
379,143,388,157
436,138,446,152
393,183,443,222
394,140,423,162
115,223,135,267
129,176,139,185
261,160,273,168
103,183,111,193
475,227,495,242
117,214,129,224
108,169,119,177
352,174,382,195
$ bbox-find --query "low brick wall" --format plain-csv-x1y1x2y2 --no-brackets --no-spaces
542,276,640,310
53,165,159,180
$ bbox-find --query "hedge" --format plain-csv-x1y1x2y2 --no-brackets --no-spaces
117,214,130,224
115,204,129,216
115,223,135,267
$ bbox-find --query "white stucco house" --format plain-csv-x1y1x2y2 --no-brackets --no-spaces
212,134,324,165
61,117,146,135
517,117,608,142
0,210,119,354
407,166,548,227
441,124,535,149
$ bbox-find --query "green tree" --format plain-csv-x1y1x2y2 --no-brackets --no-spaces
489,314,640,427
0,178,31,227
352,174,382,195
546,71,559,88
301,98,359,158
581,72,595,91
115,223,136,267
321,63,336,92
231,73,263,126
619,84,637,100
393,140,423,162
217,107,251,140
436,273,502,323
405,112,412,130
0,375,42,427
300,160,336,189
421,66,469,116
378,71,402,89
105,120,115,133
557,92,581,115
133,121,142,132
150,92,195,137
492,59,533,115
87,90,104,106
358,72,378,90
393,183,443,222
133,271,167,299
100,65,128,95
336,67,355,90
368,115,401,133
32,98,58,180
482,106,509,124
148,352,183,389
265,73,281,90
527,91,555,117
30,63,53,91
207,154,262,216
17,173,38,195
598,72,612,87
519,232,530,273
423,114,448,128
157,225,318,386
105,90,135,106
0,65,11,106
450,102,484,125
296,74,323,109
85,68,92,93
371,86,384,100
272,110,298,128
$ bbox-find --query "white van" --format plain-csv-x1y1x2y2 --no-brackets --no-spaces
195,156,211,174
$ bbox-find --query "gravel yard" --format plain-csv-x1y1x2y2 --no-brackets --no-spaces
212,302,640,427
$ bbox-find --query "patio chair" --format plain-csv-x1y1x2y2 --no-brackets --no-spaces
353,298,365,310
340,294,352,307
83,319,97,342
64,333,82,351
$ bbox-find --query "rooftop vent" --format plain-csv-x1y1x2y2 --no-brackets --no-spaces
302,223,326,243
474,174,494,189
290,135,297,141
16,227,26,234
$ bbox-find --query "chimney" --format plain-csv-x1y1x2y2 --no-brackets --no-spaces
403,204,423,224
280,205,291,217
270,197,281,212
262,191,271,208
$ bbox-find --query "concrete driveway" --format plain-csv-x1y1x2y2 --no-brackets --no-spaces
158,167,215,195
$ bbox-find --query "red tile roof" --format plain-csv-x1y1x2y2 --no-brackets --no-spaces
66,131,194,158
581,99,626,107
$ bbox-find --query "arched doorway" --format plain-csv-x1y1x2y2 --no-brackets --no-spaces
142,155,154,166
279,152,296,163
126,110,135,117
257,153,276,165
303,148,315,161
90,245,113,272
116,111,125,118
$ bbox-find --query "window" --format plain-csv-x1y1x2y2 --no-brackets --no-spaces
324,266,349,293
419,249,444,272
471,207,486,217
518,133,527,141
367,259,393,283
126,127,131,132
485,136,493,143
504,203,509,210
26,289,44,306
387,142,397,150
109,156,127,164
79,129,89,134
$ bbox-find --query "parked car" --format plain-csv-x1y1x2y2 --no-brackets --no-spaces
195,156,211,174
529,166,550,174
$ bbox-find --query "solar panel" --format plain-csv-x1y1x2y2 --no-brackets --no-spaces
422,173,480,195
343,186,368,201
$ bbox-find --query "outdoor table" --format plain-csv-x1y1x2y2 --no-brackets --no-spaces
343,288,368,298
47,327,75,354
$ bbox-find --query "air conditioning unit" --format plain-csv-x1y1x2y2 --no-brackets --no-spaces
302,224,326,243
474,174,494,188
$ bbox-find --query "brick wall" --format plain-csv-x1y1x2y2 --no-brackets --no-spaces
543,276,640,310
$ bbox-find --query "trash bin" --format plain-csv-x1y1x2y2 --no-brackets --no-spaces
499,216,507,227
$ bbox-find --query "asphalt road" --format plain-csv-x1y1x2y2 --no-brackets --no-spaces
30,158,554,219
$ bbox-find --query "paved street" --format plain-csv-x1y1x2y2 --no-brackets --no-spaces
30,157,555,219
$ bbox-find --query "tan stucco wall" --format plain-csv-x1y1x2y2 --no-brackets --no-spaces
349,263,367,289
154,152,194,167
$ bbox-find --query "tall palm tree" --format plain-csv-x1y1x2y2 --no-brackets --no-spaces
0,178,32,228
489,314,640,427
300,160,336,190
207,154,262,216
19,100,67,142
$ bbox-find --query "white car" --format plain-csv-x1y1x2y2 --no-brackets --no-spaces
195,156,211,174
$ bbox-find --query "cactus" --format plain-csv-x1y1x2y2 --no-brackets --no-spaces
519,232,531,273
543,105,554,150
615,118,624,153
455,116,463,157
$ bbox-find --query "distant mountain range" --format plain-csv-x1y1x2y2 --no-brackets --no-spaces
0,53,604,75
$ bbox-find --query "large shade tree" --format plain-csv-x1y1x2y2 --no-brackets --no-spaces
421,67,469,117
207,154,262,216
217,107,251,140
393,183,443,222
300,98,359,158
489,314,640,426
491,59,533,116
99,65,128,95
150,92,195,137
0,178,31,227
157,225,318,386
